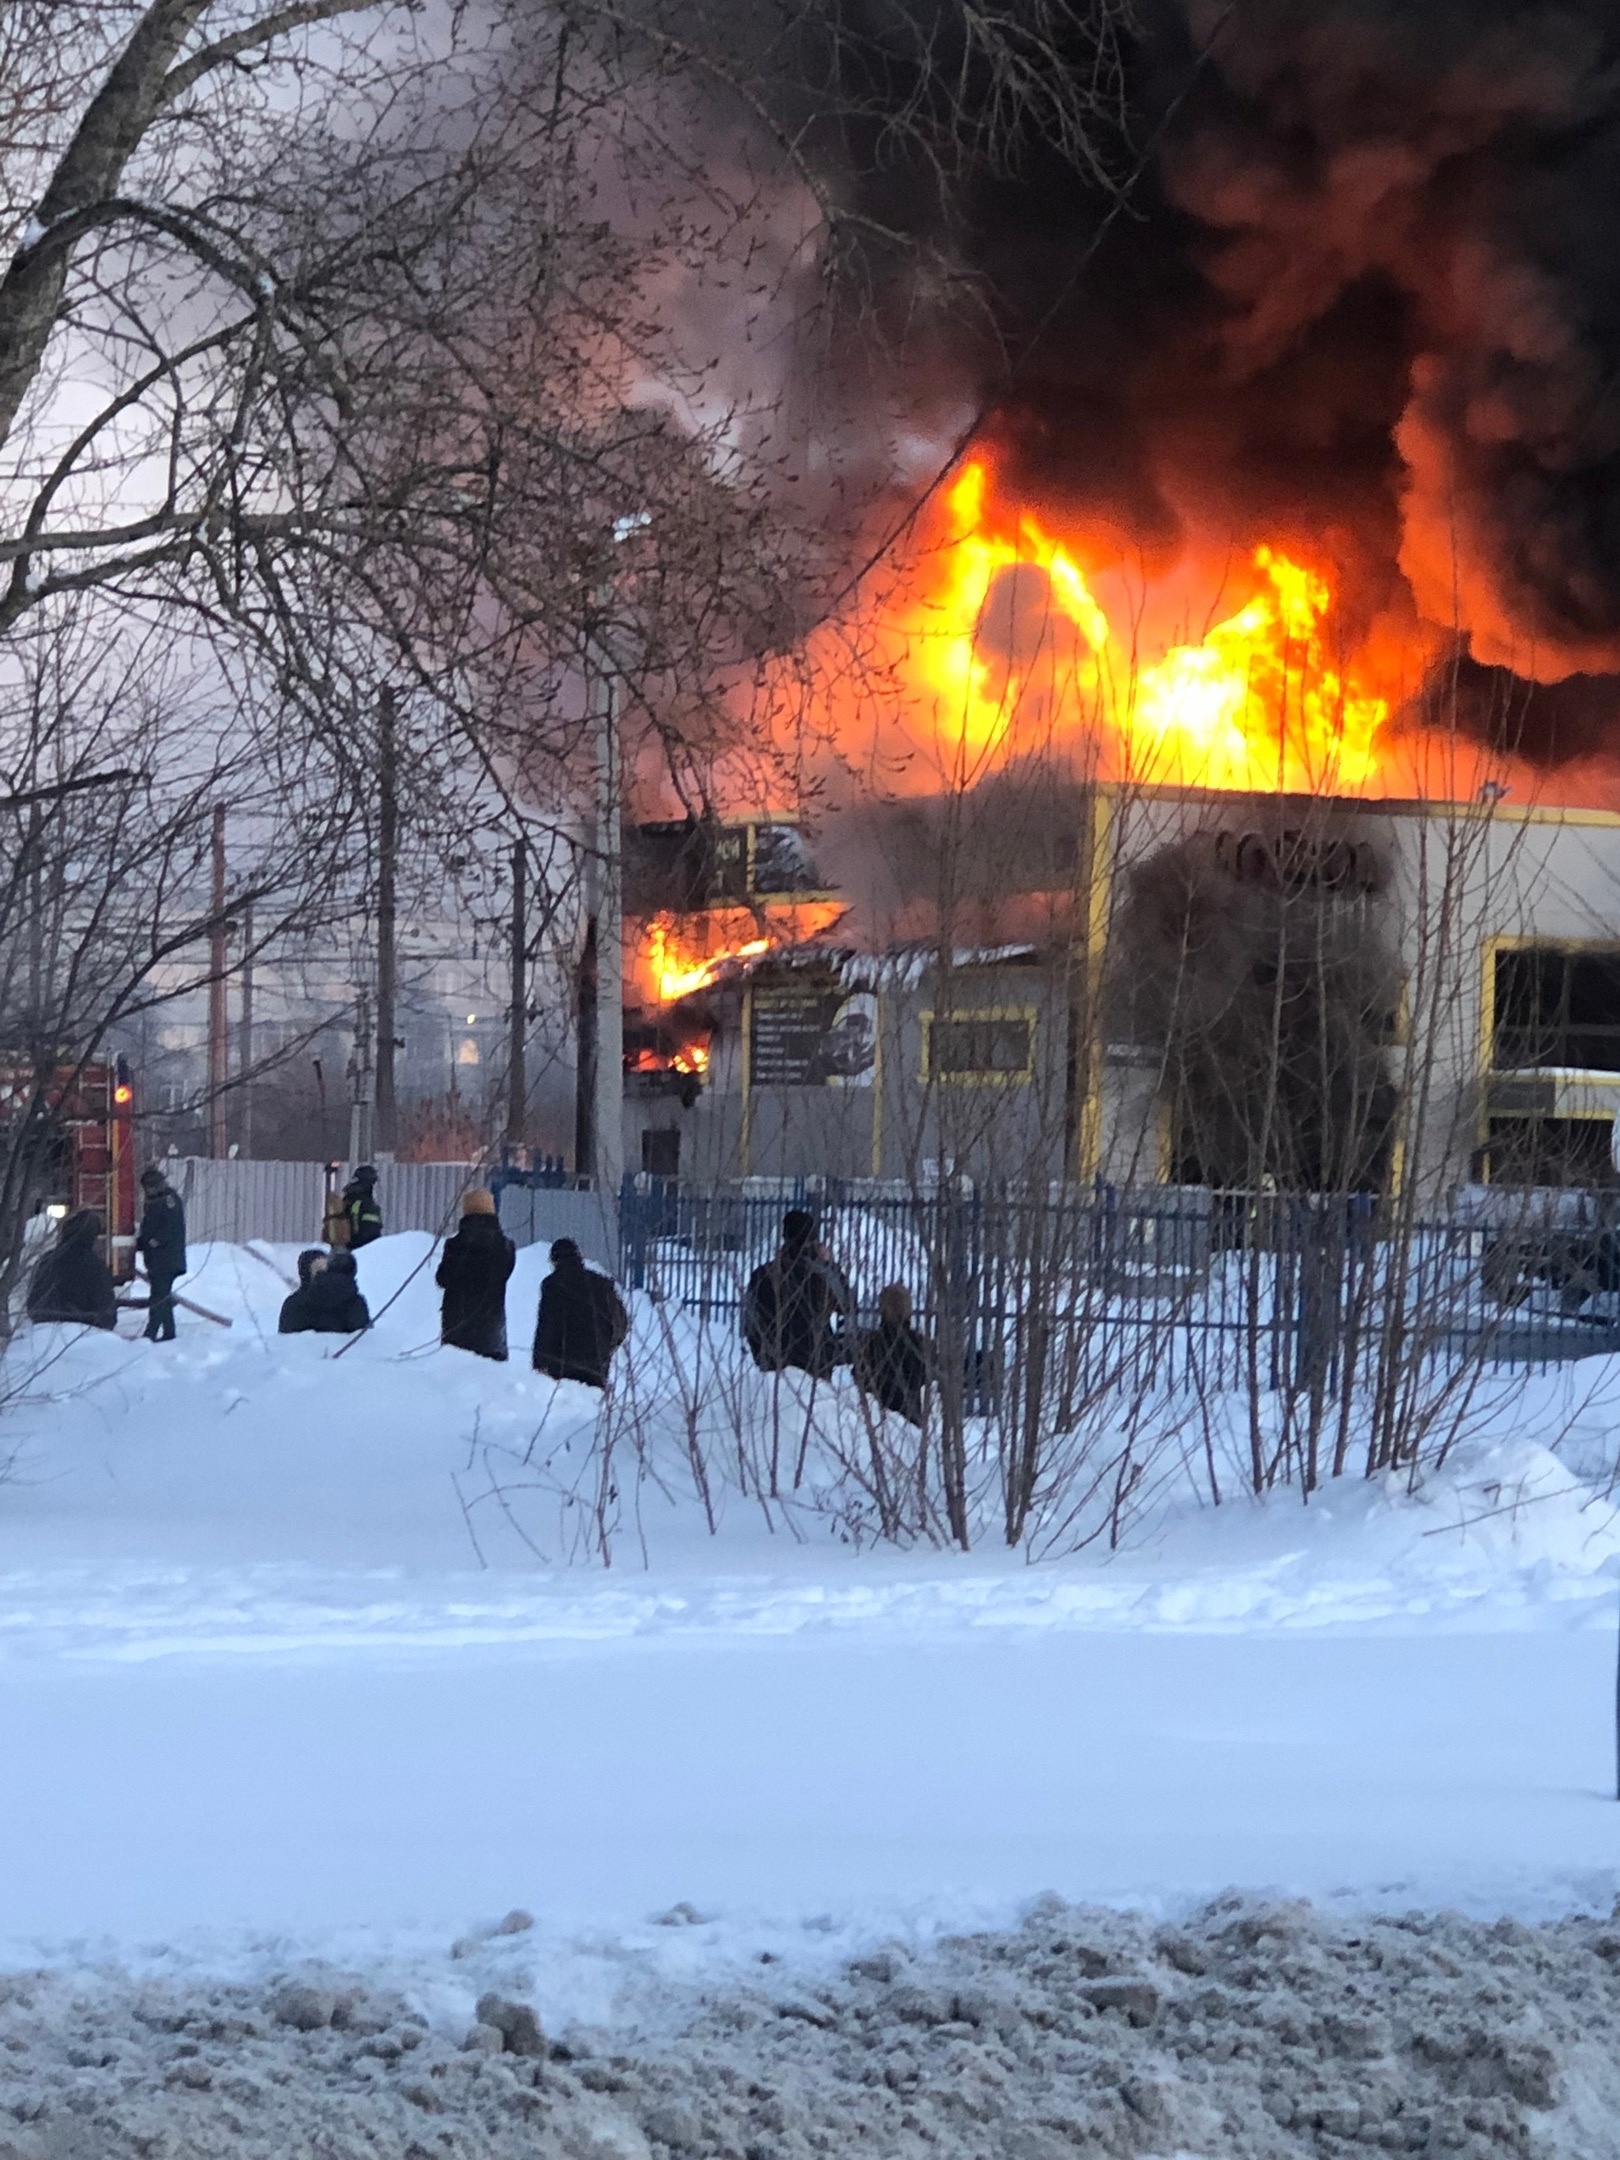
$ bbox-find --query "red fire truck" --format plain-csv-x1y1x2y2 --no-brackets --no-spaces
0,1057,139,1280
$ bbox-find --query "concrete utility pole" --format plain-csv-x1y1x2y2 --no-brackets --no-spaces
348,987,374,1167
593,654,624,1207
237,901,254,1159
208,803,228,1158
574,916,598,1176
574,518,642,1228
507,839,527,1151
573,637,626,1203
375,684,398,1155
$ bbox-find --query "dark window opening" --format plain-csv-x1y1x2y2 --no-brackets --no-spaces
1166,1093,1396,1195
1493,947,1620,1072
641,1128,681,1178
927,1014,1033,1079
1486,1115,1615,1188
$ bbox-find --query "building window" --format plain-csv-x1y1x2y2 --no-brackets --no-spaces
1493,946,1620,1071
921,1009,1036,1085
1486,1115,1616,1188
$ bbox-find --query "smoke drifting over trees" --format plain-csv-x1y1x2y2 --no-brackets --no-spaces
749,0,1620,761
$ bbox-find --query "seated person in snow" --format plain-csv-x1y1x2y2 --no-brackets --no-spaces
26,1208,117,1330
278,1247,371,1334
277,1248,325,1332
852,1282,933,1428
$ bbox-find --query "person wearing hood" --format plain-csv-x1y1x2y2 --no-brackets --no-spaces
26,1209,117,1330
436,1189,516,1360
341,1164,383,1249
743,1208,854,1379
532,1238,628,1388
278,1247,371,1334
135,1164,186,1341
277,1248,327,1332
853,1282,934,1427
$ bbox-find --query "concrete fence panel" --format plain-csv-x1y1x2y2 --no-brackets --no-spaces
494,1183,618,1273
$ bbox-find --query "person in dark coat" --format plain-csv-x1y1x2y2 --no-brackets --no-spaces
436,1189,516,1360
853,1282,933,1427
532,1237,628,1388
341,1164,383,1249
743,1208,854,1379
135,1165,187,1342
27,1209,117,1330
277,1248,328,1333
279,1248,371,1334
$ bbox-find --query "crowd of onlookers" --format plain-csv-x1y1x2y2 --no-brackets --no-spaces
23,1178,931,1422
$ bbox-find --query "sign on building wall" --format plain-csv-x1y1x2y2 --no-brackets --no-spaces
747,972,877,1088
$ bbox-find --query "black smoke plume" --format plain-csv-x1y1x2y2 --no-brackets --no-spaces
815,0,1620,759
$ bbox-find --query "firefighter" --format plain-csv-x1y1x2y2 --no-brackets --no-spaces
26,1209,117,1331
341,1163,383,1249
532,1238,628,1388
436,1188,517,1360
135,1164,187,1342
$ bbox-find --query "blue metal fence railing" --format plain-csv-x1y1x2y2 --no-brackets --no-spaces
618,1180,1620,1403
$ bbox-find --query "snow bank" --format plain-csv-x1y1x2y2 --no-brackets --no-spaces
9,1895,1620,2158
6,1232,1620,1622
5,1237,1620,2038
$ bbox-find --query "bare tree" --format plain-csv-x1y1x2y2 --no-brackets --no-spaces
0,601,350,1323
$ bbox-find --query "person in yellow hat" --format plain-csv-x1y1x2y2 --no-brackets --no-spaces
435,1189,516,1360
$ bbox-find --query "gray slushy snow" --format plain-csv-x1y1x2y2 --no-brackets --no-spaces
7,1894,1620,2158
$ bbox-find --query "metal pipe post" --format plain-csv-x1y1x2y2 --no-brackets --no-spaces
375,685,398,1154
208,804,228,1157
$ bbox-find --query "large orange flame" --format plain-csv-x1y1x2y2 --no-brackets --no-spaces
908,461,1390,792
634,902,847,1005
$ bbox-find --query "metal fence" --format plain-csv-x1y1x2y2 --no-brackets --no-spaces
164,1156,619,1269
160,1165,1620,1396
166,1158,478,1247
620,1179,1620,1398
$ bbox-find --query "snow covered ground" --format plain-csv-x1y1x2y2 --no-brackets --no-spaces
3,1226,1620,2151
3,1232,1620,2047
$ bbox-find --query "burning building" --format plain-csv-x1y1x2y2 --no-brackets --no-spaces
619,776,1620,1200
607,1,1620,1197
611,423,1620,1199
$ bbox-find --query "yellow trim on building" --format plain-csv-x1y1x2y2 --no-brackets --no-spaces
739,979,753,1175
869,993,884,1177
1478,933,1620,1181
920,1006,1038,1086
1090,780,1620,829
1076,787,1114,1180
